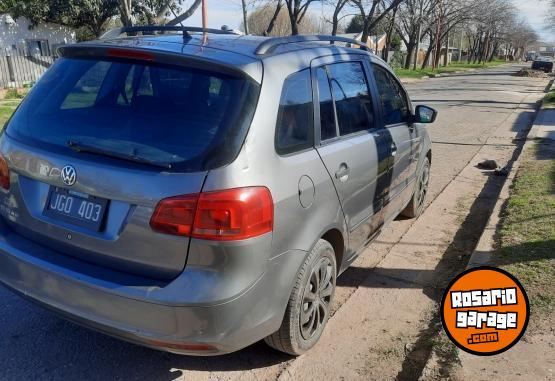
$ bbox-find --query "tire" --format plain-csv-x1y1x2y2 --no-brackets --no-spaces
401,156,430,218
264,239,337,355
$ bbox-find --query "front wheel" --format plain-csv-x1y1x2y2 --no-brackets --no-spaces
401,156,430,218
264,239,336,355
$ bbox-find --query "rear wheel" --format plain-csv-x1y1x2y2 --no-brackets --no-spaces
264,239,336,355
401,156,430,218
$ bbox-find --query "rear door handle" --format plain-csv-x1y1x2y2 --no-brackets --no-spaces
335,163,350,183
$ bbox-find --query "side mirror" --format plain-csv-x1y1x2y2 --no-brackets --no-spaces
414,105,438,124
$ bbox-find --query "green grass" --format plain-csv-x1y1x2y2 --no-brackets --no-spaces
0,101,20,127
495,142,555,326
3,88,25,100
543,90,555,108
395,60,514,79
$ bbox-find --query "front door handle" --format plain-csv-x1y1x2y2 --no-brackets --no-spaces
335,163,350,183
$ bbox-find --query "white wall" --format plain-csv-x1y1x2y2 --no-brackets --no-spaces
0,14,76,56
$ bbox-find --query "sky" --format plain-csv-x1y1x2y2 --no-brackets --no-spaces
187,0,553,42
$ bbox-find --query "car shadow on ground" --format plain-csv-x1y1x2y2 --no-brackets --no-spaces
336,108,550,380
0,304,294,380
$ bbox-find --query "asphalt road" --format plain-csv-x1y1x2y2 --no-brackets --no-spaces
0,64,549,381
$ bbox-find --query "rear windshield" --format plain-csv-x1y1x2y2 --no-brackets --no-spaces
6,57,260,171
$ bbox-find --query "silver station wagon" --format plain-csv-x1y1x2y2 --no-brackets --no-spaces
0,26,437,356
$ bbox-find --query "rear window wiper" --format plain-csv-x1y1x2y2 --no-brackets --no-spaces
67,140,172,170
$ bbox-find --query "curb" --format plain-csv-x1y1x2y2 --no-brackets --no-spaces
400,63,518,84
468,80,555,268
418,81,553,380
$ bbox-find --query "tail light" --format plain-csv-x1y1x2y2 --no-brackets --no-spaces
0,154,9,190
150,187,273,241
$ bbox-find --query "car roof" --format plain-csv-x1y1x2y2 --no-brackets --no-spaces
69,33,384,83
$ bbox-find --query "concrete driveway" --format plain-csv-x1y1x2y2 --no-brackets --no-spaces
0,64,549,381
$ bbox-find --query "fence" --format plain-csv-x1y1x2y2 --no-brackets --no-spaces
0,55,55,88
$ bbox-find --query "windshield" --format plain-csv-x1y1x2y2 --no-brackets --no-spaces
6,57,260,171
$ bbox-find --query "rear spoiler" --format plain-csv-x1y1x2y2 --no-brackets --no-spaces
57,44,261,83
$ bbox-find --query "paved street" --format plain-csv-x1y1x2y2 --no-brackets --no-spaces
0,64,549,381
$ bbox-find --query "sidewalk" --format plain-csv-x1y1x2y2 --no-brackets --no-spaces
451,108,555,381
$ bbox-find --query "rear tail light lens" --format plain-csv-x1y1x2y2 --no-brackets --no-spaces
149,194,197,236
0,154,9,190
150,187,273,241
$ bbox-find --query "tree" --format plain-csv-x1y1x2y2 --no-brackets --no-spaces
327,0,350,36
350,0,404,43
0,0,17,13
117,0,201,27
346,14,364,33
247,2,319,36
7,0,120,38
284,0,320,35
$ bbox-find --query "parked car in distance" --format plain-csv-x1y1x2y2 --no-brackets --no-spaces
532,56,554,73
0,27,437,356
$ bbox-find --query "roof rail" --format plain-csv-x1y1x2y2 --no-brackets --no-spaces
254,35,371,56
100,26,238,42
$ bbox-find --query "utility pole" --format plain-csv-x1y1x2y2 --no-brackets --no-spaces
432,0,443,70
413,0,424,70
443,25,449,67
241,0,249,35
459,27,464,62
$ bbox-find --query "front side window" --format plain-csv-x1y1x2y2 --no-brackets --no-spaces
316,66,337,141
275,69,314,155
372,65,410,125
327,62,375,136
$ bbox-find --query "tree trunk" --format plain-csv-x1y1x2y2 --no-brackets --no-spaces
264,0,283,36
422,38,435,69
241,0,249,34
382,5,398,62
118,0,133,27
167,0,202,26
404,42,415,69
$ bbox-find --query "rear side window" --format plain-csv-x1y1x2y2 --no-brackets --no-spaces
372,65,410,125
275,69,314,155
7,57,260,172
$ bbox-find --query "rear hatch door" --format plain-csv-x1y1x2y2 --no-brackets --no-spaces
0,49,260,280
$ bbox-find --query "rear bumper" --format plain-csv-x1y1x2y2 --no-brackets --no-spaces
0,221,306,355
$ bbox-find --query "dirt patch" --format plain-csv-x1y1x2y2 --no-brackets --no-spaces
513,69,549,78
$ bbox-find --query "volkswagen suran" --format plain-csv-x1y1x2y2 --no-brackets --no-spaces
0,27,437,355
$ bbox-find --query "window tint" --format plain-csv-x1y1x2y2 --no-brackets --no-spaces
61,61,111,109
327,62,374,136
7,58,260,172
372,65,410,125
316,67,337,141
275,69,314,154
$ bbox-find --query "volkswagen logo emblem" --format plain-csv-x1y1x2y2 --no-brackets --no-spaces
60,166,76,186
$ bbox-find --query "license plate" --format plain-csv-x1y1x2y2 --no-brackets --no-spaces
44,187,108,231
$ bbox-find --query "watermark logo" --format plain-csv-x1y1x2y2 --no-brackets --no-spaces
441,267,529,356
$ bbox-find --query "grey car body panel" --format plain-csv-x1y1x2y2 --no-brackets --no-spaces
0,136,205,280
68,35,265,83
0,218,305,354
0,34,434,355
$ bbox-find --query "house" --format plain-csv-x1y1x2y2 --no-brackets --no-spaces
0,13,75,57
338,33,388,56
414,43,460,66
